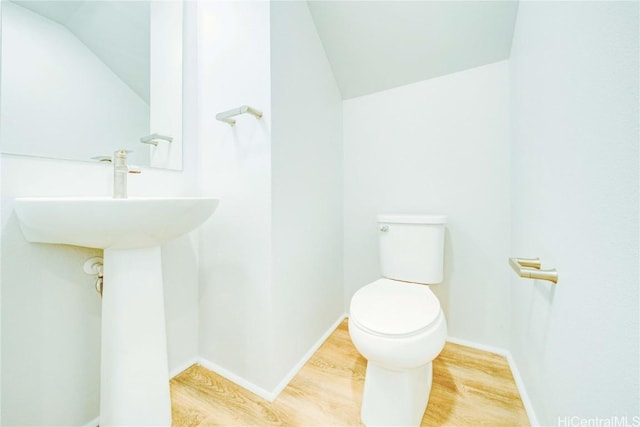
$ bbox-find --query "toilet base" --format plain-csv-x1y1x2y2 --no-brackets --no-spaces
361,361,433,427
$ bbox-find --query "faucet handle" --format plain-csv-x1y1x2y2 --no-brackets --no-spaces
91,155,112,163
114,149,133,158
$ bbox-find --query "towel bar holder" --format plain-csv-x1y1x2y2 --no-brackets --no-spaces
140,133,173,146
509,257,558,284
216,105,262,126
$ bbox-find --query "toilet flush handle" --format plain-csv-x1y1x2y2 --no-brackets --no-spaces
379,225,389,232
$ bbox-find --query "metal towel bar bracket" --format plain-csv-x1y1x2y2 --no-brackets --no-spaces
216,105,263,126
140,133,173,146
509,257,558,284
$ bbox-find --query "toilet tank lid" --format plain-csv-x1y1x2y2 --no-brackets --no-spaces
377,214,447,224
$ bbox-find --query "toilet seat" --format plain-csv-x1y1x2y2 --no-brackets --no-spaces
350,278,441,338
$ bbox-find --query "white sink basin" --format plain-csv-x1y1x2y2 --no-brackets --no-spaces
13,196,218,426
14,196,218,249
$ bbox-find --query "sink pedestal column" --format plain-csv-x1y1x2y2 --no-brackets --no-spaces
101,246,171,426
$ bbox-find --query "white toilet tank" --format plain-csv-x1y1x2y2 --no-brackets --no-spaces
378,214,447,284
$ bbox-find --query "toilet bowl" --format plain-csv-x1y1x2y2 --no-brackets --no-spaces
349,278,447,426
348,214,447,427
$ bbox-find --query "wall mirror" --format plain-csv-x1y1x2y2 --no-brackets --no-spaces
0,0,183,170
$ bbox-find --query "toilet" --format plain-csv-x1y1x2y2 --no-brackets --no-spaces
348,214,447,427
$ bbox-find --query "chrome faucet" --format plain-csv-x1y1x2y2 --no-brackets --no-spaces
113,149,141,199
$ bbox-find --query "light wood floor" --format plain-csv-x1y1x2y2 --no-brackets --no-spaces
170,319,529,426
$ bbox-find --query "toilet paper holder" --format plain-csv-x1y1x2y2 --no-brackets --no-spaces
509,257,558,284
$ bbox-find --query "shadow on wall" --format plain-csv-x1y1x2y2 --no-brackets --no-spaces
521,278,556,352
161,233,200,373
430,228,453,321
1,211,102,425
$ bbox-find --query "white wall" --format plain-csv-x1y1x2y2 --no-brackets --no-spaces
0,2,149,165
343,61,510,347
270,0,343,388
197,0,343,395
0,3,200,424
509,2,639,424
196,0,274,391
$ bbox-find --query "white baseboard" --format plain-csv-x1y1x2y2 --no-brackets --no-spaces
446,336,539,426
197,356,276,401
198,313,347,402
169,357,200,379
270,313,347,398
83,416,100,427
447,336,510,357
503,350,540,427
85,324,538,426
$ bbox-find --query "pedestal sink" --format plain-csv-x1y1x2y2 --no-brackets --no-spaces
14,196,218,426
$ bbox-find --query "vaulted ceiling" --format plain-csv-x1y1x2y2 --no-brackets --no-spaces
307,1,519,99
10,1,518,103
12,0,150,104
